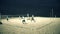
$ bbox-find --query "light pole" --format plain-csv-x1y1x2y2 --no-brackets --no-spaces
52,8,53,17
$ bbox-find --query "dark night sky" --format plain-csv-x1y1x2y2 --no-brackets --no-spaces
0,0,60,17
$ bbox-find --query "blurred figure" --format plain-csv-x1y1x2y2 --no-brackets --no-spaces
19,16,21,20
22,19,26,24
21,16,24,19
7,16,9,21
22,16,26,24
31,15,35,22
0,13,2,24
0,21,2,24
27,13,30,20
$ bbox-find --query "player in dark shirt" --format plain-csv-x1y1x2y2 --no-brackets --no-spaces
31,15,35,22
7,16,9,21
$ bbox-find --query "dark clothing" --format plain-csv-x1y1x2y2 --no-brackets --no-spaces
31,17,35,22
0,22,2,24
22,20,25,22
7,18,8,21
31,17,34,20
22,19,26,24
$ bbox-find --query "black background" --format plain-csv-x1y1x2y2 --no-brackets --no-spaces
0,0,60,17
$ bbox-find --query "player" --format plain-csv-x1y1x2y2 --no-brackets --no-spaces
22,16,26,24
7,16,9,21
31,15,35,22
27,13,30,20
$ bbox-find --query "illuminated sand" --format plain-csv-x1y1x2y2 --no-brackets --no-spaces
0,17,60,34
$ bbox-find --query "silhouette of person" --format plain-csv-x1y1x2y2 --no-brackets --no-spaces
22,19,26,24
27,13,30,20
7,16,8,21
31,15,35,22
22,16,26,24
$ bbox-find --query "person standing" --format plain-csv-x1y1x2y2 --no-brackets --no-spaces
27,13,30,20
7,16,9,21
31,15,35,22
